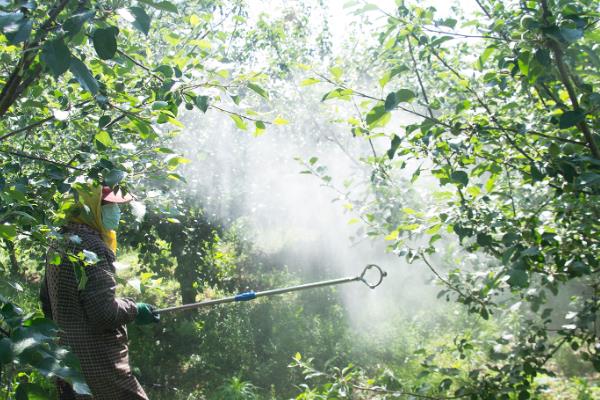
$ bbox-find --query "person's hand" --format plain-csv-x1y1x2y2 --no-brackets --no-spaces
135,303,160,325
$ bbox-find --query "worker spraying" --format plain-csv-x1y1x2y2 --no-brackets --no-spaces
39,183,386,399
40,184,159,400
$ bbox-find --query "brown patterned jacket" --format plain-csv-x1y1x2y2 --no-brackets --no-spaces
40,223,149,400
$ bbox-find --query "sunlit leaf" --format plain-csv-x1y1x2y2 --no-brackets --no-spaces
247,83,269,100
273,116,289,125
229,114,247,130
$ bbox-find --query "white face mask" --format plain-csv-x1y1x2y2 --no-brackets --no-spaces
101,203,121,231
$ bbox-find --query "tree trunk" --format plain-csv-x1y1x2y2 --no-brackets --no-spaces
3,239,20,277
175,261,198,307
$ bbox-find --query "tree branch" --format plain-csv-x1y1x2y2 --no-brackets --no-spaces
208,104,271,124
0,0,71,117
420,252,488,309
539,0,599,158
116,50,164,83
353,384,472,399
422,26,506,41
0,117,53,142
0,100,91,142
0,148,84,171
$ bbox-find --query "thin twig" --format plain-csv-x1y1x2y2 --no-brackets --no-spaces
117,50,164,83
505,166,517,217
420,252,488,308
0,100,92,142
0,0,71,117
208,104,271,123
0,148,84,171
422,26,505,41
0,117,53,142
353,384,472,399
414,32,537,163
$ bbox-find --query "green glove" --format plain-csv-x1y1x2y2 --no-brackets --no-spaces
135,303,160,325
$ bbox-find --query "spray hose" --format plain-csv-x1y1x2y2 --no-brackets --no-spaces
156,264,387,314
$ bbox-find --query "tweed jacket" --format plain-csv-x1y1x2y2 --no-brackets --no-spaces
40,223,149,400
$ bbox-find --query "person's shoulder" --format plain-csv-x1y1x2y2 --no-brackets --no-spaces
63,223,114,261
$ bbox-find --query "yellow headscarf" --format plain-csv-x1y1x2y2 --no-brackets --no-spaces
68,184,118,253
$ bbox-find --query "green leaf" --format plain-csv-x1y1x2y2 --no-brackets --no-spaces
190,38,211,49
4,17,32,44
151,101,169,110
69,58,99,95
229,114,247,130
194,95,209,113
321,88,353,101
41,37,71,77
154,64,173,78
0,338,13,364
104,169,127,186
94,130,112,147
0,12,24,32
129,6,151,35
379,65,409,88
559,27,583,43
98,115,111,128
300,77,320,86
138,0,178,13
273,116,289,125
395,88,416,103
384,89,415,111
507,268,528,288
329,66,343,80
166,155,190,170
558,109,585,129
411,164,422,183
439,18,457,29
517,53,530,76
81,250,99,264
63,10,95,36
384,92,398,112
450,170,469,186
387,135,401,159
167,173,186,182
479,45,495,65
254,120,266,137
439,378,453,391
166,116,184,128
72,382,91,396
189,14,201,26
366,103,390,128
0,224,17,240
92,26,119,60
247,83,269,100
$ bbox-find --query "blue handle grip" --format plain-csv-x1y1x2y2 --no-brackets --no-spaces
234,291,257,302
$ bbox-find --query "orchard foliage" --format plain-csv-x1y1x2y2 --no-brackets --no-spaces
0,0,278,395
301,0,599,397
0,0,598,398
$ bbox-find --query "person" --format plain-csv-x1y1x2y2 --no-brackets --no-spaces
40,183,160,399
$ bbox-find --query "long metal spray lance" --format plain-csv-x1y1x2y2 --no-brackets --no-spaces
156,264,387,314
